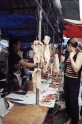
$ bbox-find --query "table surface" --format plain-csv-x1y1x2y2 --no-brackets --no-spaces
4,105,49,124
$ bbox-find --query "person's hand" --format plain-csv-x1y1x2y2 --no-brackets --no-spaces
33,63,37,67
69,52,75,59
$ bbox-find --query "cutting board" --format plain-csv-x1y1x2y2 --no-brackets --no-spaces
4,105,48,124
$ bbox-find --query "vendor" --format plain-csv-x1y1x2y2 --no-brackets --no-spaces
8,38,36,93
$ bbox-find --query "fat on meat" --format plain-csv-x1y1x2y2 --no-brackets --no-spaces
32,68,41,91
53,54,59,74
32,40,43,64
44,35,51,44
43,44,50,64
40,36,51,73
43,35,50,64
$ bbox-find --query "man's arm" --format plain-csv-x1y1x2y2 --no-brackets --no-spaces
70,52,82,72
19,59,36,68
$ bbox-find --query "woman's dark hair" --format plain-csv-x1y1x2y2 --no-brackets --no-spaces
67,38,78,48
8,38,20,52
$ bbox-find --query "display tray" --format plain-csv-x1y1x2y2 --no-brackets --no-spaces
6,83,59,108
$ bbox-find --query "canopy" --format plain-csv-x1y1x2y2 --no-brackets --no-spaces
63,19,82,38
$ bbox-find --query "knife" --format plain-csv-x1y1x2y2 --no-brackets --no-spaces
5,97,24,102
9,98,24,101
12,101,26,106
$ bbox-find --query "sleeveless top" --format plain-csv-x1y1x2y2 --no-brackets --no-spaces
65,57,78,79
65,52,82,80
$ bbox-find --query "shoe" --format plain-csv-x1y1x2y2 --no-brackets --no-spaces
64,118,71,124
59,104,66,111
79,115,82,120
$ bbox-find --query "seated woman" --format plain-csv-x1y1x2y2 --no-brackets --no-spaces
8,38,36,93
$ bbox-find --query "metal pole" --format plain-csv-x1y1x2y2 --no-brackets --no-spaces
38,0,42,41
33,0,55,32
52,31,55,83
79,0,82,21
53,31,55,43
33,0,61,42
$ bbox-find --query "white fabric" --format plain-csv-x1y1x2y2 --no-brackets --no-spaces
14,73,22,86
78,86,82,106
23,66,30,75
78,77,82,106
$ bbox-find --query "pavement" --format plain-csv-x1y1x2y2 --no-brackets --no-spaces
53,111,82,124
52,92,82,124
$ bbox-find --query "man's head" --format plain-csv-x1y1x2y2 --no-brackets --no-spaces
9,38,21,52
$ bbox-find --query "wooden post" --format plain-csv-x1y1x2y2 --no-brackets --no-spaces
79,0,82,21
38,0,42,41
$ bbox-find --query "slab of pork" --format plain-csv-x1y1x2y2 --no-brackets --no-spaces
32,68,41,92
53,54,59,74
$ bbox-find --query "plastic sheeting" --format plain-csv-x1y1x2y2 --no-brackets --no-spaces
63,19,82,38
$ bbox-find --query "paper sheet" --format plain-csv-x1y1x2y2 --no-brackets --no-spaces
5,83,58,108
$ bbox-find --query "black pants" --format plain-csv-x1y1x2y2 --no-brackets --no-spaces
64,75,80,124
8,73,20,93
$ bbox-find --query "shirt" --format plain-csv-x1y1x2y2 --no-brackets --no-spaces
65,57,78,78
8,52,22,74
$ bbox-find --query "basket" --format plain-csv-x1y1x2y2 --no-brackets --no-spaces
44,114,54,124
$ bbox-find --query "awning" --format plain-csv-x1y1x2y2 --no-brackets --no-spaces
63,19,82,38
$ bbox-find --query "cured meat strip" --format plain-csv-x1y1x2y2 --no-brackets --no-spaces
44,35,51,44
43,36,50,64
32,40,43,64
53,54,59,74
32,68,41,91
40,36,51,73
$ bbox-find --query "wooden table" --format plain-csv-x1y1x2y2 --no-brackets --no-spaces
4,105,49,124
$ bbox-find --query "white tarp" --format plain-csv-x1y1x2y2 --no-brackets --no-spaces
0,39,9,48
64,19,82,24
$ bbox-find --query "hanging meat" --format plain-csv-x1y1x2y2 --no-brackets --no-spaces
32,40,43,64
43,36,51,64
43,35,51,44
53,54,59,74
40,36,51,74
32,68,41,92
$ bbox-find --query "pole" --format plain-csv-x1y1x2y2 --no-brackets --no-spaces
53,31,55,43
33,0,55,32
33,0,61,42
79,0,82,21
38,0,42,41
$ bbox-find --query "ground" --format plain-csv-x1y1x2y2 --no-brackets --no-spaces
53,111,82,124
52,92,82,124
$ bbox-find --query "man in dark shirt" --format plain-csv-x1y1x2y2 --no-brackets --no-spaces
8,38,36,93
8,52,22,74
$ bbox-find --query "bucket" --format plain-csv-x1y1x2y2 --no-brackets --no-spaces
44,114,54,124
